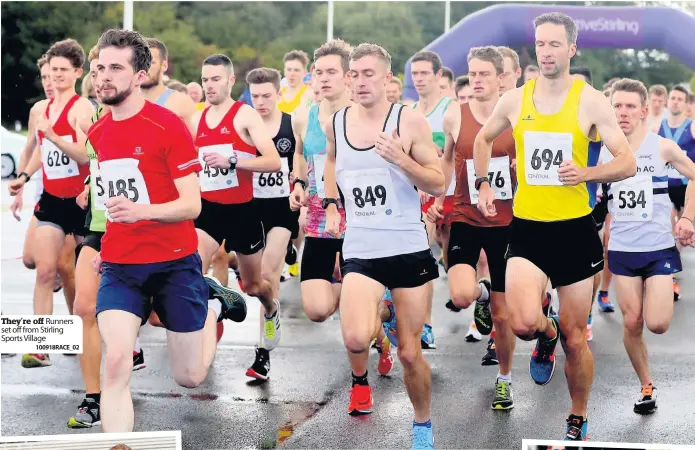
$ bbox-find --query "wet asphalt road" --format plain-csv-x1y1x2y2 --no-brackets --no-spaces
2,179,695,449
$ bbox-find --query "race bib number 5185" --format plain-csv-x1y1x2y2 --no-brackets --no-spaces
98,158,151,221
524,131,573,186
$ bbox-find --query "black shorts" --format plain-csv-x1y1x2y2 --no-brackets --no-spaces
253,197,300,239
34,191,88,236
195,199,265,255
75,231,105,263
448,221,509,292
591,191,609,231
668,184,686,210
506,214,604,288
342,249,439,290
300,237,344,282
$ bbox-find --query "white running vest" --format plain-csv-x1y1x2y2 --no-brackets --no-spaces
335,104,429,260
601,132,674,252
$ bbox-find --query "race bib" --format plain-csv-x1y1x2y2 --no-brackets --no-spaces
41,136,80,180
99,158,151,221
524,131,572,186
89,160,107,211
343,168,400,226
198,144,240,192
466,156,513,204
611,176,653,222
313,154,327,198
254,158,290,198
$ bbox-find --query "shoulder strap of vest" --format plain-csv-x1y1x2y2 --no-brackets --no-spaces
155,88,175,106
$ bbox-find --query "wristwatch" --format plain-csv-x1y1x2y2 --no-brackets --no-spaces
18,172,30,182
475,176,490,191
294,178,307,190
228,155,238,170
322,198,338,209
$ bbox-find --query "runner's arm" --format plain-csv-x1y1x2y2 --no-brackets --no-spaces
322,114,340,204
236,105,281,173
399,108,445,197
663,139,695,221
16,105,40,176
473,92,515,179
142,172,201,223
437,106,458,202
40,100,92,165
291,112,307,182
582,91,636,183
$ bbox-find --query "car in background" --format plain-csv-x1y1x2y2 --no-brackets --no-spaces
1,126,26,179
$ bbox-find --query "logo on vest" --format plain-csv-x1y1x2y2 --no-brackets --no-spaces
276,137,292,154
220,127,231,135
522,115,535,121
134,147,144,156
385,209,392,215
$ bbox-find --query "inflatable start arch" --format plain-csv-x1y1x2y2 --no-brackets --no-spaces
403,4,695,100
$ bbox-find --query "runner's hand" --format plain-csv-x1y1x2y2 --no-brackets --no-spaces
326,207,341,238
35,116,56,141
675,217,695,247
476,183,497,217
92,252,103,274
419,189,431,204
427,203,444,223
202,152,231,169
558,161,585,185
289,187,306,211
510,158,517,172
76,188,89,210
10,194,23,221
105,195,144,224
375,128,407,167
8,178,25,196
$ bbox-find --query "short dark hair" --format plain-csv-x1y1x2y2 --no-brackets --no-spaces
455,75,469,92
246,67,282,91
36,54,49,70
468,46,505,75
671,85,690,98
203,53,234,73
97,29,152,73
46,39,85,69
570,67,593,86
611,78,648,107
283,50,309,68
314,39,353,73
533,12,578,45
440,67,454,83
688,93,695,104
145,37,168,61
411,51,442,75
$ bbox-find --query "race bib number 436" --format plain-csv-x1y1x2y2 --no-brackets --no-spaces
198,144,239,192
524,131,572,186
611,177,653,222
343,168,400,225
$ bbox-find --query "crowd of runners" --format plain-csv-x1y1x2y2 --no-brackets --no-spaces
7,11,695,448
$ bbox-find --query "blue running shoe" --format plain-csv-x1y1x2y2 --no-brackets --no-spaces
382,295,398,348
564,414,588,441
421,324,436,349
597,291,615,312
412,422,435,449
529,314,559,385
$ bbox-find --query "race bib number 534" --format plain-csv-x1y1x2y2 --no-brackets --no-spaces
524,131,573,186
611,177,653,222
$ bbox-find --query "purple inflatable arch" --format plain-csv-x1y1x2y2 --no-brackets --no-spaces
403,3,695,100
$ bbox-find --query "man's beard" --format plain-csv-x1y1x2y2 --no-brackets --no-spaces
101,86,133,106
140,70,161,89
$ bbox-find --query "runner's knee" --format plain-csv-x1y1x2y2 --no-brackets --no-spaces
343,327,372,354
623,314,644,335
303,299,334,322
397,337,422,368
73,294,97,322
645,318,669,335
560,325,587,354
173,367,205,388
450,281,477,309
35,263,58,286
103,349,133,386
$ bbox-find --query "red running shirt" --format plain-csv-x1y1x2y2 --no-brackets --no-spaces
196,101,257,204
37,94,90,198
87,101,202,264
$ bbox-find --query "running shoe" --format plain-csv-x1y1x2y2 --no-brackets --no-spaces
246,347,270,381
382,299,398,348
542,292,556,317
263,300,282,350
445,299,461,312
597,291,615,312
216,321,224,343
412,423,435,449
132,348,146,371
377,335,394,376
564,414,588,441
205,275,247,323
53,273,63,293
280,264,291,282
285,242,298,266
21,353,51,368
586,312,593,342
529,314,560,385
473,279,493,335
67,397,100,428
347,384,373,416
288,262,300,278
481,338,499,366
492,378,514,410
673,280,680,301
634,384,657,414
421,324,436,349
465,321,482,342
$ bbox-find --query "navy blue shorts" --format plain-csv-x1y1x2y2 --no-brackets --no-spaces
96,253,209,332
608,247,682,279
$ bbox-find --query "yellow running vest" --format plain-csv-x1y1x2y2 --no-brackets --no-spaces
512,78,593,222
278,85,308,114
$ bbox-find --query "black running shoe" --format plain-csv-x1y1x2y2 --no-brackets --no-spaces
132,349,146,371
205,275,247,323
634,385,657,414
564,414,588,441
445,299,461,312
285,242,298,266
473,280,493,335
245,347,270,381
481,338,499,366
67,397,100,428
542,292,556,317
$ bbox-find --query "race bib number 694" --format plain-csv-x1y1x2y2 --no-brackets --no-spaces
523,131,573,186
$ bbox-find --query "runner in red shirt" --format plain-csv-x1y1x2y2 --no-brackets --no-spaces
8,39,94,369
191,53,282,377
88,29,246,433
